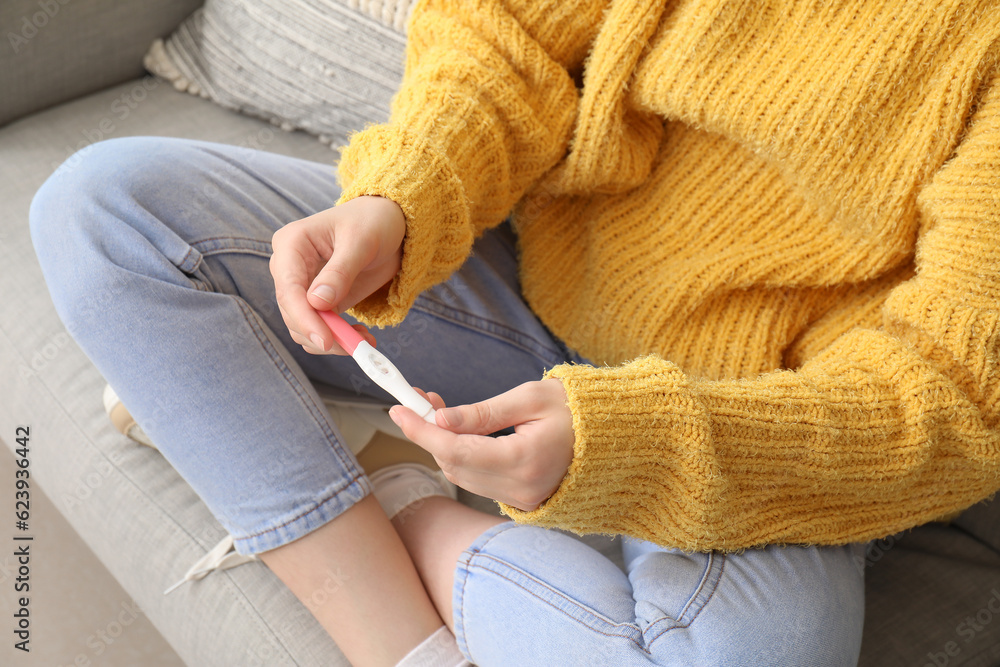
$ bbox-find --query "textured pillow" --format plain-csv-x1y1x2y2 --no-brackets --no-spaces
143,0,416,149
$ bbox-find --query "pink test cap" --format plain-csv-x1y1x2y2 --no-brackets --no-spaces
317,310,365,355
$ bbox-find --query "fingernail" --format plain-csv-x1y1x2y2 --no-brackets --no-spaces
311,285,336,304
388,406,399,421
439,409,461,428
310,333,326,351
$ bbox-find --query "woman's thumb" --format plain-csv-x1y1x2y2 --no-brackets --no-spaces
307,241,367,311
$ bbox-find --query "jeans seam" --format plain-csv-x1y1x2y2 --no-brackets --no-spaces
455,550,473,658
228,295,368,545
458,525,650,654
455,523,531,660
454,523,514,660
467,558,649,651
181,241,368,544
190,236,273,257
677,552,719,621
231,297,358,476
412,298,566,368
234,474,367,543
642,553,727,648
177,245,202,273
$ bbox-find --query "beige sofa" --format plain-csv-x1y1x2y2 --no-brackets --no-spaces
2,1,999,665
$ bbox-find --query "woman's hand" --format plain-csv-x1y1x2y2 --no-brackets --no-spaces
269,195,406,355
388,379,575,511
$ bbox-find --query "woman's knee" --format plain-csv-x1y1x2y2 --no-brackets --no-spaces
34,135,201,212
647,543,866,666
29,137,204,325
30,137,182,254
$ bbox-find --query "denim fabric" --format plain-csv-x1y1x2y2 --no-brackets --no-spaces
455,523,865,666
29,136,866,665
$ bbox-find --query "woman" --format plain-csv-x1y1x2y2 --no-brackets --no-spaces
30,0,1000,664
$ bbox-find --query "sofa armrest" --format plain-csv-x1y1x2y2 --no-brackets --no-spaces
0,0,204,126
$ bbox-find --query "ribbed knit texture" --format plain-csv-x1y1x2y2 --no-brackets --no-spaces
338,0,1000,550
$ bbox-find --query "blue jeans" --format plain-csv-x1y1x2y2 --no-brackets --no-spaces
30,137,866,666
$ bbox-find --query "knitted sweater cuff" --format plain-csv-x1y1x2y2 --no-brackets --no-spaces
336,123,474,327
497,358,725,550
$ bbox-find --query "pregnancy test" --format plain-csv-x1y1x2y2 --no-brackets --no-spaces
317,310,437,424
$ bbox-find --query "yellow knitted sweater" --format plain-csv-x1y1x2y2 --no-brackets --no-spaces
337,0,1000,550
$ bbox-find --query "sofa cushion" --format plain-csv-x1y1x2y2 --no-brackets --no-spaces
0,0,204,126
143,0,415,149
0,80,346,667
858,522,1000,666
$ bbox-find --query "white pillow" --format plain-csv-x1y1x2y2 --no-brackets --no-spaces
144,0,416,149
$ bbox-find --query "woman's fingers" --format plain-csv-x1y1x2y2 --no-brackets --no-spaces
356,325,378,348
307,225,374,312
412,388,448,411
428,391,446,411
306,196,404,313
269,196,405,355
390,405,518,471
389,380,575,511
388,406,555,509
270,235,337,352
435,381,552,435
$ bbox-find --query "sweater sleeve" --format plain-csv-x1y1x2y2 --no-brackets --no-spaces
498,75,1000,552
336,0,604,325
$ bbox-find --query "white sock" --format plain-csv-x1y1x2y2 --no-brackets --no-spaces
369,463,454,520
396,626,471,667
